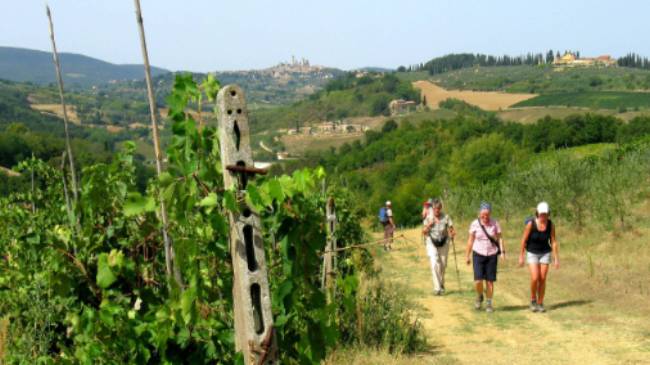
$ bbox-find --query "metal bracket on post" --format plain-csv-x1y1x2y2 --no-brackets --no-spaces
322,197,337,302
217,85,277,365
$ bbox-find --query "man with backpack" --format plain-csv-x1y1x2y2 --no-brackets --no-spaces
379,201,395,251
423,199,456,295
518,202,560,313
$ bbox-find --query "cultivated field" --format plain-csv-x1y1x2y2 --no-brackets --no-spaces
277,116,387,154
30,103,81,124
513,91,650,110
413,81,536,111
497,106,646,124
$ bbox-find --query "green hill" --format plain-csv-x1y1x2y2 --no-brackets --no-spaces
428,65,650,94
513,90,650,110
0,46,169,88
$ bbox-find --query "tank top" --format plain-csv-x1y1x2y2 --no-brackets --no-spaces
526,219,552,254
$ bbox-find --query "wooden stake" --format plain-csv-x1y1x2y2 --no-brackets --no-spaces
45,4,78,202
60,152,74,229
30,153,36,215
217,85,277,364
132,0,183,289
322,197,337,303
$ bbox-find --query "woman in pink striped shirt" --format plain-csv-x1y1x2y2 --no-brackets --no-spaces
465,202,506,313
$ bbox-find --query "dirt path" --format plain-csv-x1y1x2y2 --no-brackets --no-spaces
378,228,649,365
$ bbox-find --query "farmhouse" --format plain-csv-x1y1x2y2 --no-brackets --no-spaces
553,52,617,67
389,99,417,116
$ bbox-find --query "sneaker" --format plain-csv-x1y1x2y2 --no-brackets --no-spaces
434,289,442,296
486,299,494,313
530,300,538,312
474,295,483,310
536,303,546,313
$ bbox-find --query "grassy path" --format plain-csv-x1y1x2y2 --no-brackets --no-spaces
374,227,650,365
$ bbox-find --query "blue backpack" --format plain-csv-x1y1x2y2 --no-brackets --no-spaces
378,207,389,223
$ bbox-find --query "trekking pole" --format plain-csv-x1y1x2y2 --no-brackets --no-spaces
450,237,462,292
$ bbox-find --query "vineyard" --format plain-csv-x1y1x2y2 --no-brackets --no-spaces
0,74,426,364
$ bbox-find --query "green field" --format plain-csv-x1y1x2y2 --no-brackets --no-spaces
513,91,650,110
401,65,650,94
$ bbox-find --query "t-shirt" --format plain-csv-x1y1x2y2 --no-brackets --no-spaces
425,211,453,242
469,218,501,256
386,208,393,218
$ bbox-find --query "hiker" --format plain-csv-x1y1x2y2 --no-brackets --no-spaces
379,201,395,251
423,198,455,295
465,202,505,313
518,202,560,313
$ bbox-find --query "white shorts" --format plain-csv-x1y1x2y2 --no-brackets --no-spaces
527,251,552,265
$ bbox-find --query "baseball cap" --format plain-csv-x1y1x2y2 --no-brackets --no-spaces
386,201,392,206
537,201,550,214
479,201,492,212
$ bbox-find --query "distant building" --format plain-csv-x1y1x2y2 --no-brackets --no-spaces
553,52,617,67
389,99,417,116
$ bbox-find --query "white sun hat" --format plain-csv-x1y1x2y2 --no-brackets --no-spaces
537,201,550,214
386,201,392,206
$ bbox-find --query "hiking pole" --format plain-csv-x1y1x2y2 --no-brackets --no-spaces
450,237,462,292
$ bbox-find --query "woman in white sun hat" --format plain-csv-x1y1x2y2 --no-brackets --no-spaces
518,201,560,313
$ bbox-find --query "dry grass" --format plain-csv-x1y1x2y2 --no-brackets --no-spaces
30,104,81,125
414,81,536,111
324,347,456,365
0,166,20,177
0,317,8,363
328,201,650,364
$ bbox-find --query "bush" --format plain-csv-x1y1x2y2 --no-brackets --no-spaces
449,133,520,186
338,276,426,354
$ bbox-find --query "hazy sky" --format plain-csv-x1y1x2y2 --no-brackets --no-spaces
2,0,648,72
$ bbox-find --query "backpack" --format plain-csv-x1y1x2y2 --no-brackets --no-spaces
378,207,389,224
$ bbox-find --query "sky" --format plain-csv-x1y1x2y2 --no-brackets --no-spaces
1,0,648,72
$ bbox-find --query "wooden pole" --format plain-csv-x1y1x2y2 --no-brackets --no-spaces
45,5,78,202
217,85,277,364
132,0,183,289
322,197,337,303
60,151,75,230
30,153,36,214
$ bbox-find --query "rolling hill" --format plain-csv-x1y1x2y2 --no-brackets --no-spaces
0,46,169,88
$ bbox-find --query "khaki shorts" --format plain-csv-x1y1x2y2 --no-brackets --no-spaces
527,251,551,265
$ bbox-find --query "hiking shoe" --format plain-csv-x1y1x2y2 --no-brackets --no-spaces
530,300,538,312
536,303,546,313
485,299,494,313
474,295,483,310
434,289,442,296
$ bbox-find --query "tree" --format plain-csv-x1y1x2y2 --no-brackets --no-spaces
546,50,555,64
382,119,398,133
449,133,519,186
